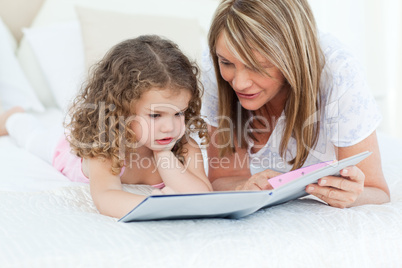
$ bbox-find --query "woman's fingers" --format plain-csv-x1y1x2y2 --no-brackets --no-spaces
340,166,365,184
237,169,282,191
307,184,358,208
306,165,365,208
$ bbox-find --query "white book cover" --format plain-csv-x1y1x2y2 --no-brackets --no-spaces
119,151,371,222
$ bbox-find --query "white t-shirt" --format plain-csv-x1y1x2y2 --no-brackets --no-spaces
200,32,382,174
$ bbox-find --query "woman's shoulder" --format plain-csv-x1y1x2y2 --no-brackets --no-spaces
317,33,382,148
319,32,362,74
319,32,355,59
200,48,218,93
200,47,220,126
319,32,368,99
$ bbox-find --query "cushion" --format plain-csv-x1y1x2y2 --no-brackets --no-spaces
0,17,45,113
75,6,201,70
0,17,18,52
22,21,85,111
0,0,44,42
16,0,219,108
30,0,218,31
17,37,55,108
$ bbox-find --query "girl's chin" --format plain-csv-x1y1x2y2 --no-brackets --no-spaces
146,144,174,151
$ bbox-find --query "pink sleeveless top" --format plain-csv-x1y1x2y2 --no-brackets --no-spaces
52,136,165,189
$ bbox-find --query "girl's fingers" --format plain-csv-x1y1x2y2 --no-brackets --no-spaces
161,186,176,194
151,186,176,195
151,189,164,195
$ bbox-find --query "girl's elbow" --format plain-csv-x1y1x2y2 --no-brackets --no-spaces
92,194,121,218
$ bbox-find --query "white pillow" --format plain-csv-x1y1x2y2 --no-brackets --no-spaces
28,0,219,63
75,6,201,69
0,17,17,52
16,0,219,109
17,37,56,108
0,18,45,113
31,0,218,31
23,21,85,112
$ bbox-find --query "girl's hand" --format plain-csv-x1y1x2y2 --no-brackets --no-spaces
306,165,365,208
151,186,176,195
152,137,182,154
235,169,282,191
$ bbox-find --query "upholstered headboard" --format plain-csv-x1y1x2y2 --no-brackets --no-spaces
0,0,218,114
0,0,45,42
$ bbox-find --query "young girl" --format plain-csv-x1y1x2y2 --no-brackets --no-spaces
0,35,212,218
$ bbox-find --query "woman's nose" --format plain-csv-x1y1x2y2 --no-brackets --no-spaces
232,69,252,91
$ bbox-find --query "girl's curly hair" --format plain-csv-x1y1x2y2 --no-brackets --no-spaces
65,35,208,175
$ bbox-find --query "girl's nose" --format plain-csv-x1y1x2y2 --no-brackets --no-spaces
160,118,174,133
232,69,252,91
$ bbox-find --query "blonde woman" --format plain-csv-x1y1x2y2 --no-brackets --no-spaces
201,0,389,208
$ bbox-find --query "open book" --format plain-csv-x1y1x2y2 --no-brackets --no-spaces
119,151,371,222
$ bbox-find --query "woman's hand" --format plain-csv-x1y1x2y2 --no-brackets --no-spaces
235,169,282,191
306,165,365,208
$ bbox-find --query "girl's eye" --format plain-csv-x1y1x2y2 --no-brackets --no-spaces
175,111,185,117
149,114,160,118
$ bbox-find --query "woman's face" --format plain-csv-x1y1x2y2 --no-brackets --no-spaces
215,32,288,112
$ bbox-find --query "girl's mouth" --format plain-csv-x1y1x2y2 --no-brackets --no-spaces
236,92,261,99
155,138,173,145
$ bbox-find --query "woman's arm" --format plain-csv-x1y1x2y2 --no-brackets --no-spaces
206,125,279,191
153,137,212,192
306,131,390,207
206,125,251,190
87,157,146,218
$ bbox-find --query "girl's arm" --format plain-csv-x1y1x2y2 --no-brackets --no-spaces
306,131,390,208
87,157,146,218
153,137,212,193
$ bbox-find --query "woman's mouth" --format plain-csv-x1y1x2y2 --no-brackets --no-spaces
155,138,173,145
236,92,261,99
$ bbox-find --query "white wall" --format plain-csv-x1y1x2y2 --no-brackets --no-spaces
309,0,402,140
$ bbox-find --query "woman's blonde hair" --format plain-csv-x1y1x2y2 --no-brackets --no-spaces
208,0,324,169
66,35,208,175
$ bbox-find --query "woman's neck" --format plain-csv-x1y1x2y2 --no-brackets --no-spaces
255,84,290,120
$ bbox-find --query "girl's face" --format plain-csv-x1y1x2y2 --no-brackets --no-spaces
215,32,288,112
130,87,191,151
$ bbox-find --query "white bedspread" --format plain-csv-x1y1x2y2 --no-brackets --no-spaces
0,131,401,267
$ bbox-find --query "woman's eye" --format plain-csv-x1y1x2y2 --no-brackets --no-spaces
149,114,160,118
246,65,258,72
175,111,185,117
219,60,232,66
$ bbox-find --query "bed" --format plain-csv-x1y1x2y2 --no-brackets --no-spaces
1,0,402,267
